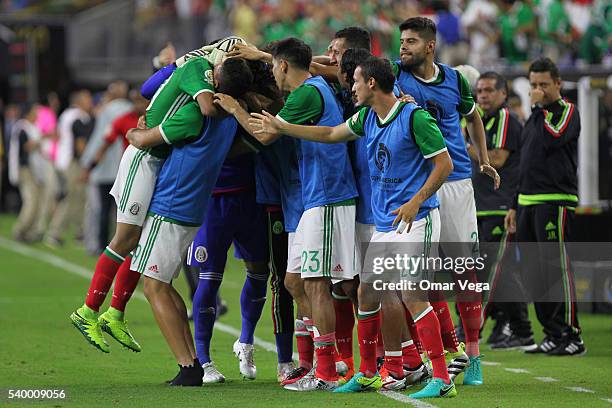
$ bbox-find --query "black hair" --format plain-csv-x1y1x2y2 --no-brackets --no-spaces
357,56,395,94
334,27,371,52
478,71,508,94
217,58,253,98
398,17,437,41
528,57,560,80
340,48,373,89
269,37,312,71
247,59,281,101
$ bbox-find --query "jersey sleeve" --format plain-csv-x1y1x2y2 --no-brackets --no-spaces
492,108,521,151
178,58,215,99
345,106,369,137
159,102,205,144
141,63,176,99
276,84,323,125
456,71,476,116
541,100,580,149
410,108,447,159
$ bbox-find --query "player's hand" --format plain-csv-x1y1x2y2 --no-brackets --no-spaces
391,199,420,234
137,115,146,129
530,88,545,106
504,209,516,234
248,111,282,136
213,93,240,115
226,43,267,61
158,42,176,67
480,163,500,190
398,92,416,104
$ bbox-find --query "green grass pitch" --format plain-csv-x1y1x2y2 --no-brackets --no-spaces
0,214,611,407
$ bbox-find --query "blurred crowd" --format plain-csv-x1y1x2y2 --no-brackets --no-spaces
0,82,148,255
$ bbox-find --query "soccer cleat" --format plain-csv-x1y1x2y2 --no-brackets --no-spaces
333,372,382,393
202,361,226,383
491,334,537,351
447,342,469,381
381,373,406,391
404,363,431,386
284,375,338,391
487,321,510,345
70,308,110,353
281,366,312,386
169,365,203,386
547,337,586,356
233,340,256,379
277,362,296,383
99,310,142,352
409,378,457,399
525,336,560,354
463,355,483,385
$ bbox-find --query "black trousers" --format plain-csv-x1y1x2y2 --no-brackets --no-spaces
478,215,531,337
98,183,114,251
267,209,294,335
516,204,581,338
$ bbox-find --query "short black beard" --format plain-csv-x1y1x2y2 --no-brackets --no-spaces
400,55,426,72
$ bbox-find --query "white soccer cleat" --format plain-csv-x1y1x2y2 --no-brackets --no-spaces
233,340,256,380
283,375,338,391
278,361,297,383
447,343,470,381
335,360,349,377
381,374,407,391
202,361,226,384
403,363,431,386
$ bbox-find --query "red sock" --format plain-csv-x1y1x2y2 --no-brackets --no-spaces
431,297,459,352
376,331,385,359
85,247,124,311
110,256,140,312
456,270,482,356
383,351,404,379
295,319,313,369
457,301,482,356
405,312,423,354
314,333,338,381
357,309,381,377
414,306,450,383
402,340,422,369
333,296,355,360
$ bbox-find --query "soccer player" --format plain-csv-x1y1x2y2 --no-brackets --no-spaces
249,56,457,399
69,55,251,354
392,17,500,384
469,71,533,350
505,57,584,355
216,37,358,392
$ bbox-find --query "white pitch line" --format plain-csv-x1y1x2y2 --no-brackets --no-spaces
504,368,530,374
534,377,559,383
378,390,438,408
601,398,612,404
565,387,595,394
1,237,429,405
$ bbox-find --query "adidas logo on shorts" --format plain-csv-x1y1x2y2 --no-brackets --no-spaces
148,265,159,273
333,264,344,272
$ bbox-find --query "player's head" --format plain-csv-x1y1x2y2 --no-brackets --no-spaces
339,48,372,92
247,59,281,103
269,38,312,92
398,17,437,69
330,26,371,66
129,89,149,115
353,56,395,107
21,102,38,123
70,89,93,113
477,71,508,114
528,57,561,105
214,57,254,98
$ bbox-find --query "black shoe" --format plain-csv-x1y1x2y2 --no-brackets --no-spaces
487,321,510,345
548,337,586,356
168,364,204,386
525,336,560,354
491,334,537,351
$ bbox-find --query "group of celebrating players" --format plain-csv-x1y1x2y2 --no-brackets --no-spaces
68,16,507,399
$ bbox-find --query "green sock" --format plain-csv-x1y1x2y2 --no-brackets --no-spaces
79,305,99,319
107,306,124,321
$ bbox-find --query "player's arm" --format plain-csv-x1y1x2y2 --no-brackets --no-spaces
457,71,500,189
141,63,176,99
126,126,164,149
180,58,224,117
392,110,453,233
309,62,339,82
212,93,277,143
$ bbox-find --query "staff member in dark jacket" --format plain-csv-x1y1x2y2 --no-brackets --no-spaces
505,57,584,356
